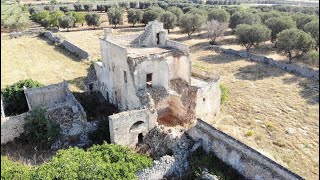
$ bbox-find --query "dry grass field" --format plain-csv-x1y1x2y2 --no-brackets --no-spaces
2,25,318,179
1,35,90,92
167,31,319,180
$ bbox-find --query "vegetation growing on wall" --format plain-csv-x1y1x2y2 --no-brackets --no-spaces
1,79,43,116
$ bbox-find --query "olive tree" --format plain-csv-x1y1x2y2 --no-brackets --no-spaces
265,16,296,42
235,24,271,51
127,9,143,27
85,13,101,28
159,11,177,33
59,15,75,31
304,20,319,50
179,13,206,38
107,7,125,28
207,9,230,23
48,10,64,28
292,13,318,29
84,4,93,12
277,28,316,63
206,19,228,45
230,11,261,29
167,6,183,25
142,7,165,25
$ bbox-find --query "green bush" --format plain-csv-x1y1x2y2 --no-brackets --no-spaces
220,84,229,104
23,107,60,148
1,156,33,180
1,143,152,180
308,50,319,65
1,79,43,115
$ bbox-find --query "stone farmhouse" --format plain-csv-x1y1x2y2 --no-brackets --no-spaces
86,20,221,146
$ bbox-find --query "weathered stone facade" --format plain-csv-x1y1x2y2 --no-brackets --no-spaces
88,21,221,146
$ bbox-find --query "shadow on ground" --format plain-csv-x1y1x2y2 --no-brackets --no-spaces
235,63,287,81
282,76,319,105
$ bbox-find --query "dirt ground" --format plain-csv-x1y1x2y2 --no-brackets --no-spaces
1,35,90,91
167,31,319,180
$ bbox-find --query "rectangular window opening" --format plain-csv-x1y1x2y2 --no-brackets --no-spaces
146,73,153,88
124,71,127,83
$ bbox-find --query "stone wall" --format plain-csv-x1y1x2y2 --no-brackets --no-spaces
24,81,68,110
108,108,157,147
206,45,319,80
1,113,27,144
188,119,304,180
166,40,189,56
8,28,45,38
43,31,90,60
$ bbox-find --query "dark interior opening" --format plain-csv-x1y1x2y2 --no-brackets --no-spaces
156,33,160,45
89,83,93,91
146,73,153,88
138,133,144,144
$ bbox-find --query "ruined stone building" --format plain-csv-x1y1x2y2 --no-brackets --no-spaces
86,21,221,146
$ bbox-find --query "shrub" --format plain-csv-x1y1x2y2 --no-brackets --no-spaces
48,10,64,28
107,7,125,27
1,156,33,180
59,15,75,31
2,143,152,180
1,79,43,116
85,13,101,28
73,4,83,12
220,84,229,104
207,19,228,45
59,6,69,13
32,143,152,179
23,107,60,148
307,50,319,66
1,4,30,31
235,24,271,51
246,130,254,137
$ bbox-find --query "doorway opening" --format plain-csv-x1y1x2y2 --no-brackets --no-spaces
138,133,144,144
156,33,160,45
146,73,153,88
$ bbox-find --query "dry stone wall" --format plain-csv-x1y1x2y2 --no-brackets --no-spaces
1,113,27,144
188,119,304,180
206,45,319,80
43,31,90,60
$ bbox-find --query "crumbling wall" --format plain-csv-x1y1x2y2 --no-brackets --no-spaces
98,39,141,110
24,81,68,110
166,40,189,56
165,54,191,85
108,109,157,147
191,77,221,121
206,45,319,80
43,31,90,60
188,120,304,180
1,113,27,144
138,21,165,47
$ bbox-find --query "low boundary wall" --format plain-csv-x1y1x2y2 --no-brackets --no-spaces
188,119,304,180
43,31,90,60
206,45,319,80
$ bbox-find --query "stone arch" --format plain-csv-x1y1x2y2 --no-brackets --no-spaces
129,121,145,132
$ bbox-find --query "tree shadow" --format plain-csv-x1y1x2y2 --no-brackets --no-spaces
1,136,57,166
67,76,86,91
197,53,242,64
282,76,319,105
235,63,286,81
37,36,82,62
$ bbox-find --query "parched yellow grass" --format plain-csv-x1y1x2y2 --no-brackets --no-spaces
167,30,319,180
1,35,90,92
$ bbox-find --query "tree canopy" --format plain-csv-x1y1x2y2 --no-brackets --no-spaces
265,16,296,42
179,13,206,38
127,8,143,27
107,7,125,27
230,11,261,29
207,9,230,23
159,11,177,32
235,24,271,51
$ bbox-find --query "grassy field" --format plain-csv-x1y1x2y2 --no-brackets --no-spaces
168,32,319,180
1,35,90,92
